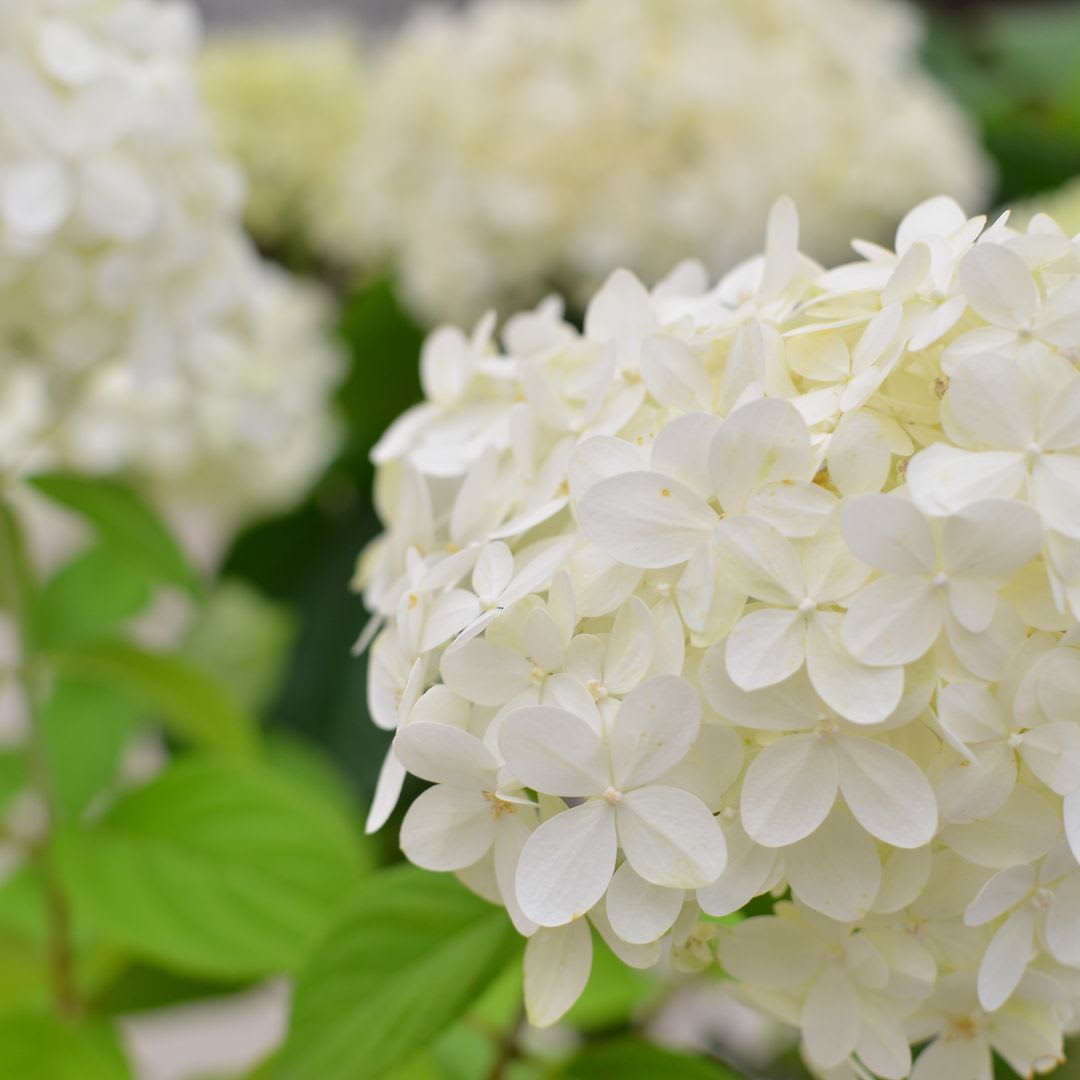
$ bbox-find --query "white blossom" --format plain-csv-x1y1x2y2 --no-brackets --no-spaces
360,193,1080,1073
0,0,342,553
326,0,991,325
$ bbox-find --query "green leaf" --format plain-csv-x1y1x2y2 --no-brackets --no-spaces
0,498,33,620
55,758,362,979
275,866,521,1080
29,473,198,595
32,546,153,649
0,1013,131,1080
49,642,256,758
559,1039,739,1080
182,580,294,714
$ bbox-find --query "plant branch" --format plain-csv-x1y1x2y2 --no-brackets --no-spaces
486,1003,526,1080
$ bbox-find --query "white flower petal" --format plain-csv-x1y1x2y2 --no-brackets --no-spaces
603,596,656,695
741,734,839,847
616,785,726,889
964,864,1036,927
494,813,538,936
946,579,999,633
609,674,700,789
400,785,495,871
714,515,803,604
441,639,534,705
709,397,812,512
1019,722,1080,795
801,965,861,1070
701,648,817,731
842,577,942,666
719,915,826,990
696,819,776,917
907,445,1026,516
785,808,881,922
977,906,1036,1011
942,499,1043,578
524,921,592,1027
959,243,1040,330
808,611,904,724
567,436,642,501
1066,789,1080,864
1032,454,1080,539
365,748,406,834
910,1036,992,1080
472,542,514,602
604,861,683,944
499,706,608,796
1046,873,1080,967
393,721,499,789
516,799,617,927
640,334,711,412
578,471,714,569
842,493,936,574
873,846,932,914
725,608,806,691
835,734,937,848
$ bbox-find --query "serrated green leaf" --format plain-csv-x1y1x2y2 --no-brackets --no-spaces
55,758,362,979
49,642,256,758
29,473,198,595
32,546,153,650
559,1039,739,1079
275,866,520,1080
0,1013,131,1080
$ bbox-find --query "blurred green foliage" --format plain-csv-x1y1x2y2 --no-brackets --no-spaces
925,2,1080,204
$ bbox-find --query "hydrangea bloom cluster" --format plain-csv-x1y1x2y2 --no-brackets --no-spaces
330,0,991,325
0,0,342,540
200,28,368,252
360,194,1080,1077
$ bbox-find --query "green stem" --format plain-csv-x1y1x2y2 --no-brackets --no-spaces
1,500,81,1020
486,1004,526,1080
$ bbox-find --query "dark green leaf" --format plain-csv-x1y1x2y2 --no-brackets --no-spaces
33,546,153,649
275,866,520,1080
56,758,362,978
50,642,256,758
560,1039,739,1080
29,473,198,595
0,1013,131,1080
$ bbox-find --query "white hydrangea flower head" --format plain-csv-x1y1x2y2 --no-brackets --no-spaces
0,0,343,551
328,0,992,325
361,191,1080,1076
200,27,368,251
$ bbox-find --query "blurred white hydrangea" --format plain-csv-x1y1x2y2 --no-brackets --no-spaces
0,0,342,549
327,0,992,325
359,194,1080,1077
200,28,368,252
